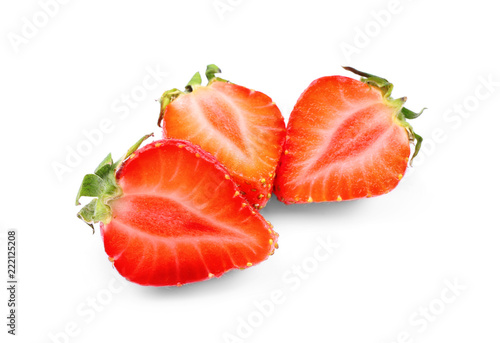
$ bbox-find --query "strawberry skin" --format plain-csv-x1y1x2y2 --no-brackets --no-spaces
76,135,278,286
275,67,424,204
158,65,286,210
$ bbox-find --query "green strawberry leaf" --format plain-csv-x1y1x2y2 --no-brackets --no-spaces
75,134,153,231
344,66,426,165
75,174,104,205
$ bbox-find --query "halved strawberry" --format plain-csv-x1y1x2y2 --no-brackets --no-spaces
158,65,286,210
75,135,278,286
274,67,424,204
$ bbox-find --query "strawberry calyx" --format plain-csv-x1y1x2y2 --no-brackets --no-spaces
343,66,426,164
75,133,153,232
157,64,228,126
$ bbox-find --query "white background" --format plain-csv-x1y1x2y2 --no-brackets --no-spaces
1,0,499,342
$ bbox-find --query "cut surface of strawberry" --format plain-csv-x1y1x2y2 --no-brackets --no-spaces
76,135,278,286
274,67,424,204
158,65,286,210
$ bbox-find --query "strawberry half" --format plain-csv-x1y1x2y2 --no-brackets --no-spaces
158,65,286,210
75,135,278,286
274,67,424,204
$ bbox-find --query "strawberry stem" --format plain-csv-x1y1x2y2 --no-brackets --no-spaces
157,64,228,127
75,134,153,232
206,64,222,82
342,66,394,97
157,88,182,126
343,66,426,165
205,64,227,84
185,72,202,92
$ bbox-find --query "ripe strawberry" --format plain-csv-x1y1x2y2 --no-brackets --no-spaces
158,65,286,210
76,135,278,286
274,67,424,204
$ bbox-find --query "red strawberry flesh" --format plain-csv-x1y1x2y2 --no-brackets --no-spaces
77,138,278,286
275,70,423,204
160,66,286,210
